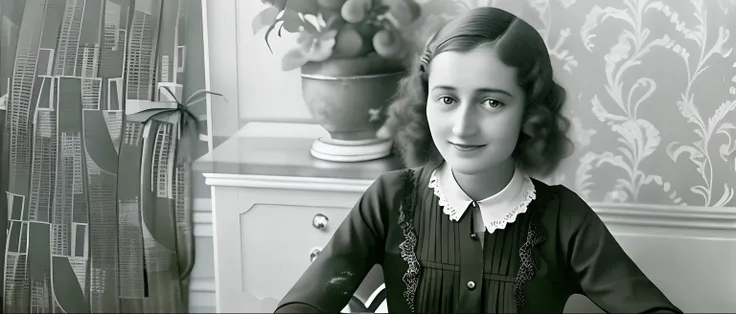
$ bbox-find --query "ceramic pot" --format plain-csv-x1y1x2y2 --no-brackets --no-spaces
299,56,405,162
301,71,403,141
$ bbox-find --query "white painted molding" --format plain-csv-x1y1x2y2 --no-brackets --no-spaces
193,212,213,237
191,278,216,292
189,278,216,310
193,197,213,237
203,0,241,143
200,0,214,153
202,173,374,193
590,202,736,235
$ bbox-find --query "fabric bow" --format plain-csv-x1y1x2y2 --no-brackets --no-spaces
140,86,224,163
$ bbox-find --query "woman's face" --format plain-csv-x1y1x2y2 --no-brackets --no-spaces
426,45,526,175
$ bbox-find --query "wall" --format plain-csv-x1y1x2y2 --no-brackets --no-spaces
240,0,736,207
237,1,314,123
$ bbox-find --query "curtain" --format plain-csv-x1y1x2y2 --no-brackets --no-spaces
1,0,208,312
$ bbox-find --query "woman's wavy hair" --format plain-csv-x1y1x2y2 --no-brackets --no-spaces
385,6,573,177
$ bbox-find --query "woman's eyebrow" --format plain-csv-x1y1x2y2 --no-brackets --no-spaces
431,85,513,97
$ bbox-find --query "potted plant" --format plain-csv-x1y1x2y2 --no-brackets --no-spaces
252,0,431,162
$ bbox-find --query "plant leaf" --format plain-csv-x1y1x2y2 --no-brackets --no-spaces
252,7,281,35
300,30,337,62
262,0,287,10
300,15,319,33
282,9,302,33
286,0,319,14
373,4,390,16
263,20,282,54
281,48,307,71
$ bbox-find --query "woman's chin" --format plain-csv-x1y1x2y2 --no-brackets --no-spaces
442,154,515,176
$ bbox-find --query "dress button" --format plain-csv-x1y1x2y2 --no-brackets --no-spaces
470,233,478,240
467,280,476,290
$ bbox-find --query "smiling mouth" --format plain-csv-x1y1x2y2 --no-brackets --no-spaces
449,142,487,151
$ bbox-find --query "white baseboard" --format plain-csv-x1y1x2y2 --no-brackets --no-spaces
190,198,216,313
189,278,216,312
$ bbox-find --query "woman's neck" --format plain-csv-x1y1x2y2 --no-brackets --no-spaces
450,158,517,201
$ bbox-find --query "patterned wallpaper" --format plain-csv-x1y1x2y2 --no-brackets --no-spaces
433,0,736,207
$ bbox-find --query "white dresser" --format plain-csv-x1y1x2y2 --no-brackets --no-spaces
194,123,736,313
194,124,402,313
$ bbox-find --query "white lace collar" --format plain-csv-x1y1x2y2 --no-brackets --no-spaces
428,163,537,234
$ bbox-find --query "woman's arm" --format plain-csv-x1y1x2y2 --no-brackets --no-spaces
274,174,391,313
557,186,683,314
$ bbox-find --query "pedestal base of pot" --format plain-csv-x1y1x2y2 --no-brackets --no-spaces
310,136,393,162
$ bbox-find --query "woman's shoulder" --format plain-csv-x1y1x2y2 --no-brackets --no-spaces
529,179,591,210
528,179,598,228
375,164,434,192
367,165,435,217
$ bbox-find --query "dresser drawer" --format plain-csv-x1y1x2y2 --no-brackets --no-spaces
211,181,384,313
242,204,350,308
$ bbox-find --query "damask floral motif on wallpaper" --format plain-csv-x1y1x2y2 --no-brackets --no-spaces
438,0,736,207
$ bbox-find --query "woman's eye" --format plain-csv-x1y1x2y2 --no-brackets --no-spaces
482,99,504,109
439,97,455,105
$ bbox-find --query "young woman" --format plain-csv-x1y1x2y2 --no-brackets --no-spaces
275,7,682,313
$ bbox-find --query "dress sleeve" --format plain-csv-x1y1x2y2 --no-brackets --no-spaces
557,186,683,314
274,174,392,313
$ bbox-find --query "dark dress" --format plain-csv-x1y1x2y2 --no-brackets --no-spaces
275,165,683,313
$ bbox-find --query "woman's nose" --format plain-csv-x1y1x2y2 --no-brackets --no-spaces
451,104,479,137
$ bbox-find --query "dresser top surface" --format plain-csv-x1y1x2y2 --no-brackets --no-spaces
194,125,405,181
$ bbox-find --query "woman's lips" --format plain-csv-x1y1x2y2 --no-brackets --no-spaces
449,142,487,151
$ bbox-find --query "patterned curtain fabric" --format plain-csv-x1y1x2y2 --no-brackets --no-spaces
1,0,208,312
433,0,736,207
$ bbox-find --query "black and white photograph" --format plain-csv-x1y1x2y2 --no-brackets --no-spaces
1,0,735,313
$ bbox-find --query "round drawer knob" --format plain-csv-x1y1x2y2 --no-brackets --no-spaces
467,280,476,290
309,247,322,263
312,213,329,230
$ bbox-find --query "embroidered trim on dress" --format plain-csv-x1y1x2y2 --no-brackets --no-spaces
428,169,537,234
397,169,420,312
513,205,548,313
